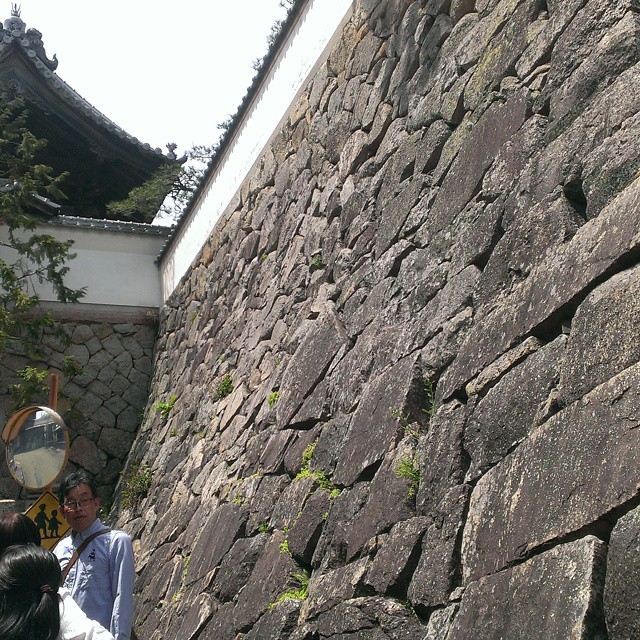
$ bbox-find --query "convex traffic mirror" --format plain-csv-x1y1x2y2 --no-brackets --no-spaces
2,406,69,491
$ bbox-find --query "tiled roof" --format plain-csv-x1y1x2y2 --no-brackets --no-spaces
49,215,173,236
0,9,176,161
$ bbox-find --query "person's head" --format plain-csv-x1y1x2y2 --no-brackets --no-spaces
0,513,40,554
58,471,100,533
0,545,61,640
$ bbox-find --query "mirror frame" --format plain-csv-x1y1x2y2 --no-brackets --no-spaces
2,406,70,491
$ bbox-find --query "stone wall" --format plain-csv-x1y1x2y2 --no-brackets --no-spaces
0,317,156,505
117,0,640,638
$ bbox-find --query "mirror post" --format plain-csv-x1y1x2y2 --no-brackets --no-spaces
48,373,58,412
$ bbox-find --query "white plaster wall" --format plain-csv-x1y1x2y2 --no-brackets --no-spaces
0,223,166,309
160,0,354,302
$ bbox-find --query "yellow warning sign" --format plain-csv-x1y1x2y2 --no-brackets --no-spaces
24,491,70,550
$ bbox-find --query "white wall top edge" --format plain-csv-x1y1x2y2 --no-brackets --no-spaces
0,224,166,309
159,0,354,303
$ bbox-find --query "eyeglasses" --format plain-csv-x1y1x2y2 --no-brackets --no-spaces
63,497,95,511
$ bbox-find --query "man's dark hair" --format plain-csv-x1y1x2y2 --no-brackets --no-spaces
57,471,97,505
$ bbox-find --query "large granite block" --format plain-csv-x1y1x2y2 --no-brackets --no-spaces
449,537,607,640
333,354,421,487
313,597,426,638
462,362,640,581
464,335,565,478
408,484,470,609
604,505,640,640
427,90,530,235
559,263,640,406
276,309,351,429
441,176,640,399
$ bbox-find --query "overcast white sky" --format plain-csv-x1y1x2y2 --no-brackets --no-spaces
11,0,289,155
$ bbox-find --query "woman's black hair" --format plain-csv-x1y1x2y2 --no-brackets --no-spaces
0,513,41,554
0,545,61,640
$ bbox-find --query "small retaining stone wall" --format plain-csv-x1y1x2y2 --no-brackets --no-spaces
115,0,640,638
0,318,156,504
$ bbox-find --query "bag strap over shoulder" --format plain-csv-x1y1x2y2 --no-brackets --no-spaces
60,528,110,583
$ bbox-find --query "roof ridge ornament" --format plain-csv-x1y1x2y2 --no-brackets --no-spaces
2,8,58,70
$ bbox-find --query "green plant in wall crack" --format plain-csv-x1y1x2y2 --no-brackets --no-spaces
280,537,291,555
268,390,280,408
153,395,177,418
61,355,83,379
309,254,324,272
231,492,247,506
258,522,270,534
171,553,191,603
271,569,310,608
389,406,420,443
215,374,234,400
422,375,436,420
120,460,154,510
394,452,420,499
294,440,341,497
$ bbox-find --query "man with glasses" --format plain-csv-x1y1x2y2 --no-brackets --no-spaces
54,470,135,640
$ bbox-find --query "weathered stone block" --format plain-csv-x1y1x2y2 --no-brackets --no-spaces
259,430,296,474
270,477,315,531
74,392,102,417
462,362,640,582
604,505,640,639
464,336,565,478
547,0,637,126
233,531,299,631
211,534,268,603
170,592,215,640
313,596,427,638
116,406,141,433
312,483,369,569
301,558,370,621
287,488,331,565
69,435,103,475
427,90,530,236
97,428,135,460
277,311,350,429
246,475,291,536
463,0,544,110
333,354,420,487
441,176,640,399
408,485,470,609
71,324,94,344
102,333,125,358
476,193,584,307
424,604,459,640
341,446,416,562
416,400,467,520
244,599,302,640
184,503,248,586
365,516,429,595
559,264,640,406
582,110,640,219
91,406,116,430
450,537,607,639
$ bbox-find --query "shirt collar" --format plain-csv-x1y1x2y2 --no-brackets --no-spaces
72,517,104,543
